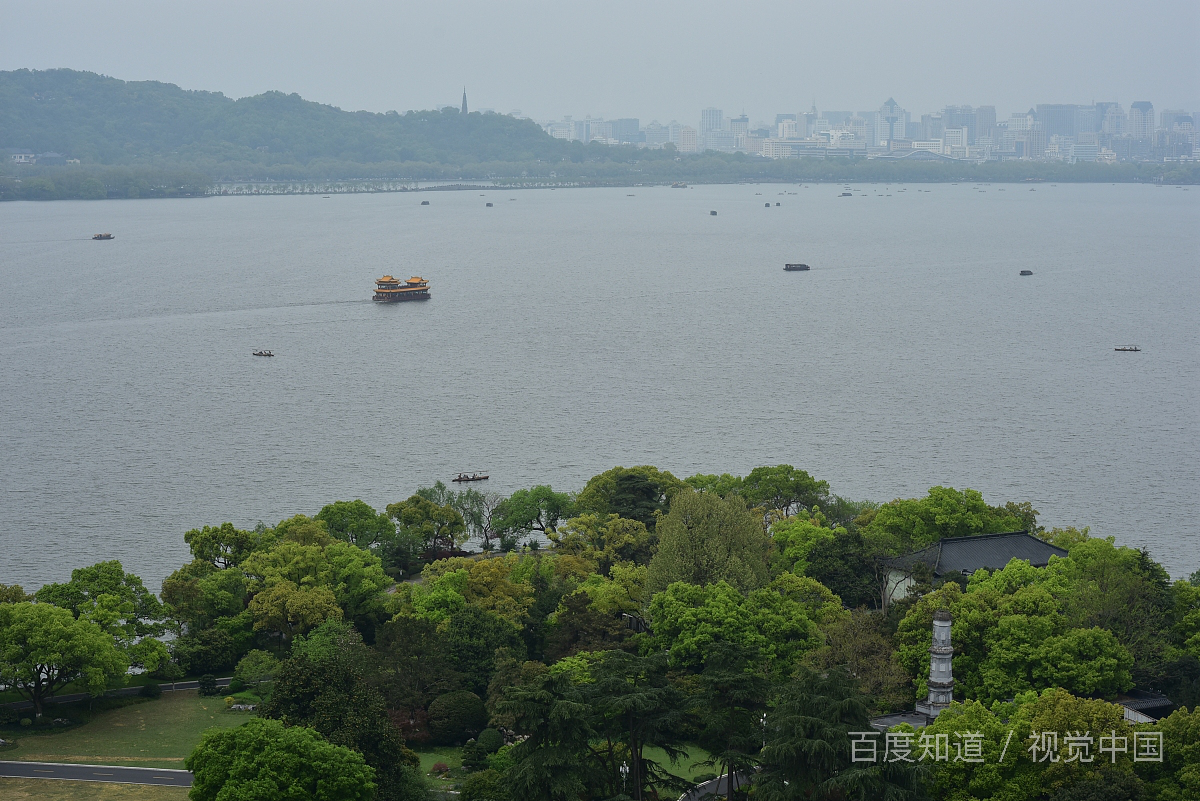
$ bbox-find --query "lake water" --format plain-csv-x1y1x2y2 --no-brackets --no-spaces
2,183,1197,591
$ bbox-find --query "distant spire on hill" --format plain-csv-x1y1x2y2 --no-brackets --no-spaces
461,88,468,115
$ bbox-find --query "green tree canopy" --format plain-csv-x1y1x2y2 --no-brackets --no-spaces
866,486,1032,550
184,522,262,569
0,584,30,603
186,717,376,801
648,577,830,670
739,464,830,517
493,486,574,541
316,500,395,549
260,621,423,800
755,667,926,801
575,466,684,528
897,559,1135,705
646,488,770,596
240,539,389,639
0,601,127,716
35,559,164,635
550,512,656,572
386,494,468,554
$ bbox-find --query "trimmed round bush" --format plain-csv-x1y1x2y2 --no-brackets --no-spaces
20,718,32,727
197,673,218,696
139,681,162,698
476,727,504,754
427,690,487,745
227,677,246,693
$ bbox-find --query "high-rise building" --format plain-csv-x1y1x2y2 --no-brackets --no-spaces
643,121,669,146
611,119,641,143
1128,102,1155,139
1036,104,1079,139
777,119,799,138
943,105,977,144
848,116,870,141
1073,106,1097,136
822,110,852,127
920,112,945,141
729,114,749,136
461,88,468,115
975,106,997,140
704,130,738,152
678,126,699,153
1101,104,1126,136
700,107,724,134
876,98,908,146
1160,109,1190,131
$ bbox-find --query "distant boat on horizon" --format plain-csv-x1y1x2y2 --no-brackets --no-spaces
785,263,810,271
92,233,114,240
1114,346,1141,352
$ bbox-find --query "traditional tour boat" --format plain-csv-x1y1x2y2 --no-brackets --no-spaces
373,275,431,302
92,233,114,240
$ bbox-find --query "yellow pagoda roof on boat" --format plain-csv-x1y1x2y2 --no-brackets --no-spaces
378,275,398,282
407,276,425,282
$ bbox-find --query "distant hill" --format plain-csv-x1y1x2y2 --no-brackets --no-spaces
0,68,572,176
3,69,1196,198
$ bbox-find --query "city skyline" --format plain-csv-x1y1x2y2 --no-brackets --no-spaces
1,0,1195,123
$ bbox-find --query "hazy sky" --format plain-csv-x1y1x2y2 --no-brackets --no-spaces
3,0,1196,124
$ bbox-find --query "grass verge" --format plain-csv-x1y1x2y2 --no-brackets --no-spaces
0,778,189,800
3,689,250,768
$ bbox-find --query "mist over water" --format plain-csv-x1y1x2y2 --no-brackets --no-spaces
1,183,1197,590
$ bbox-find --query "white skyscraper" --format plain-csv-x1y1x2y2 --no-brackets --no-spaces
700,107,724,134
875,98,908,146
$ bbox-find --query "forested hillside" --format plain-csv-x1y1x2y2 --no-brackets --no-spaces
0,68,571,172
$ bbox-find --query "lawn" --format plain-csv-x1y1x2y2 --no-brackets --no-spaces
643,744,714,782
0,778,189,800
3,690,251,769
415,745,463,790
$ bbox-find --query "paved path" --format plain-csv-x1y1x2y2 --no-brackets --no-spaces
679,772,747,801
0,760,192,786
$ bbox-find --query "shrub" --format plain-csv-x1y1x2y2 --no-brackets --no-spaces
224,696,236,707
693,772,718,784
139,681,162,698
197,674,219,696
20,718,32,727
234,649,279,690
476,727,504,754
427,690,487,745
431,762,450,774
462,740,487,772
227,677,246,693
461,769,508,801
387,707,431,745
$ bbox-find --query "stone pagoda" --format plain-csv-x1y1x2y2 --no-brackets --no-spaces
915,609,954,719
